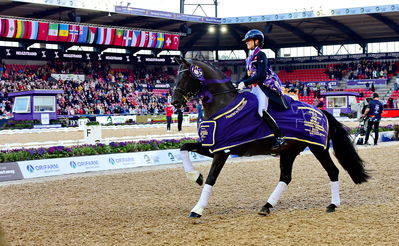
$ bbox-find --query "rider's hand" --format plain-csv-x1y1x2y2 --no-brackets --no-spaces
237,82,245,90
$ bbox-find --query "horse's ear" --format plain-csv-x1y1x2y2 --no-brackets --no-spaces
174,56,191,67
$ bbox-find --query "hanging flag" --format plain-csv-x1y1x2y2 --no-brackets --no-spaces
104,28,115,45
57,24,69,42
87,27,97,44
0,19,5,37
147,32,157,48
77,26,88,43
170,34,180,50
131,30,141,47
29,21,38,40
96,27,106,45
113,29,123,46
4,19,17,38
156,33,165,49
47,23,59,41
67,25,79,42
37,22,49,41
139,31,149,47
15,20,24,38
151,32,158,48
146,32,154,48
163,34,172,49
122,30,132,46
22,21,32,39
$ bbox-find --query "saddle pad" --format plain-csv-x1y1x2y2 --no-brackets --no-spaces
198,92,329,153
198,92,273,153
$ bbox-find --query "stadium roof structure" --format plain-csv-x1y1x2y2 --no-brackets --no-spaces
1,1,399,54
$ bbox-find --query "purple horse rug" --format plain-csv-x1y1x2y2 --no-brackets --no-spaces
198,92,329,153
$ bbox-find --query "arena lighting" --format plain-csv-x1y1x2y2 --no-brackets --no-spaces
208,26,216,33
220,25,227,33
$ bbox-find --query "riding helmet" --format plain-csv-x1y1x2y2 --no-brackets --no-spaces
242,29,264,45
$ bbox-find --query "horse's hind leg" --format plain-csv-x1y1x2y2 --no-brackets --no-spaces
309,146,340,213
259,145,305,216
181,142,213,186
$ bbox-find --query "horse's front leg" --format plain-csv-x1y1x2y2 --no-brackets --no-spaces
189,152,229,218
181,142,214,186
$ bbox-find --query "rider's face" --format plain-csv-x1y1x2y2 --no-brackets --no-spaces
246,39,255,50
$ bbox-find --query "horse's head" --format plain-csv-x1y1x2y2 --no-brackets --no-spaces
172,57,228,108
172,57,202,108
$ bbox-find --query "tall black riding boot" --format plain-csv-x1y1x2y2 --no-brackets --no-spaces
262,110,285,151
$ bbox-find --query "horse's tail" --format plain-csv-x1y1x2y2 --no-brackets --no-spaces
322,110,370,184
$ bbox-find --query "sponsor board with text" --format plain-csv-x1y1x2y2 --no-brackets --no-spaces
13,149,210,180
0,162,24,182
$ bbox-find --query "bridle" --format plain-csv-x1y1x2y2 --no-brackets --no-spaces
175,64,236,103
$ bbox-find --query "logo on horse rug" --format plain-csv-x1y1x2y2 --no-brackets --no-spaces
198,92,328,153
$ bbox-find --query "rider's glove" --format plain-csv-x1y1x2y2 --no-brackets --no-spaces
237,82,245,90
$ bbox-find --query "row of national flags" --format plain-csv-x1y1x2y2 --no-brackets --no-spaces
0,18,180,50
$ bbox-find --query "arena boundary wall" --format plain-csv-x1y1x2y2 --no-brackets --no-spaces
0,149,210,182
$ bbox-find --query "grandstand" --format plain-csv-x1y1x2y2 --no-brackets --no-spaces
1,1,399,122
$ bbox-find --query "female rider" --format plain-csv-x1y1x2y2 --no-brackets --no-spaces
236,29,289,151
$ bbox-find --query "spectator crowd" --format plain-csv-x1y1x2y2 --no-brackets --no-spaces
0,60,177,116
1,59,399,117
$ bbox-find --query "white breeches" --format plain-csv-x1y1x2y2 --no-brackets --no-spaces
251,85,269,116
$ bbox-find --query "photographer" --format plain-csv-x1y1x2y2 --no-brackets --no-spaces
362,93,384,145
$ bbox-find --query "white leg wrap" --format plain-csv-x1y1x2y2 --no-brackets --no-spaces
191,204,204,215
185,170,200,182
330,181,340,206
181,150,194,172
267,181,288,207
191,184,213,215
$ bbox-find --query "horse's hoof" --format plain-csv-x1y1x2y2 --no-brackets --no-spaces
188,212,202,218
326,204,337,213
196,173,203,186
258,205,271,216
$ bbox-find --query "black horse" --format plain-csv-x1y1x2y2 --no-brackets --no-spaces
172,57,370,218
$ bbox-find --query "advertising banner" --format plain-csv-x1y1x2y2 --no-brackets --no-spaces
16,149,211,180
135,55,177,65
18,159,70,179
284,81,338,88
382,109,399,118
302,81,338,87
96,115,137,125
0,162,24,182
347,79,387,86
115,6,221,24
0,48,178,65
18,155,115,179
51,74,85,81
0,48,52,60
